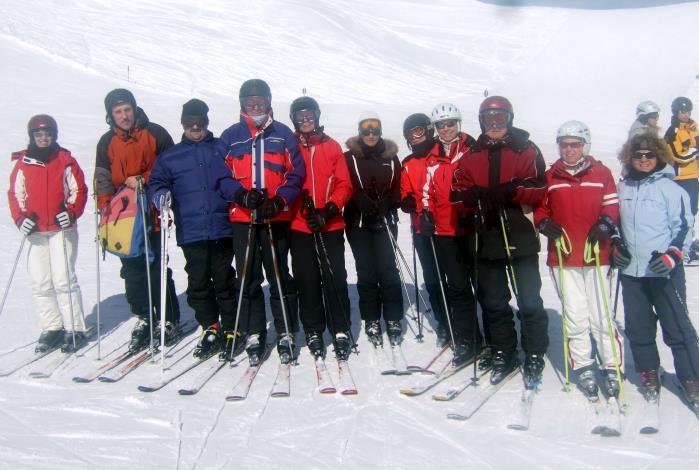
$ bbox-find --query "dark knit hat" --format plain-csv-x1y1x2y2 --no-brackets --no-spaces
181,98,209,126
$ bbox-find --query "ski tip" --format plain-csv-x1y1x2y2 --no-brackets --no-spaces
319,387,337,394
97,376,116,383
137,385,156,392
507,424,529,431
341,389,358,396
29,373,49,379
399,389,417,396
178,389,196,396
226,396,245,402
446,413,467,421
639,426,658,434
72,377,90,383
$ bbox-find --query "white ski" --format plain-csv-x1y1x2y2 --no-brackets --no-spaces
592,397,623,436
338,359,358,395
407,344,450,374
314,357,336,394
98,349,154,382
389,344,411,376
0,347,58,377
226,359,266,401
270,362,291,397
400,359,469,397
639,396,660,434
447,368,519,420
138,351,215,392
178,356,241,396
432,368,489,401
507,384,539,430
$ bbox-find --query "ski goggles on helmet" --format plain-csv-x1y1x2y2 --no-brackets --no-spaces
242,96,268,112
32,129,52,139
407,126,427,139
359,119,381,136
481,110,510,129
558,140,584,150
435,119,458,130
293,110,316,125
631,150,657,160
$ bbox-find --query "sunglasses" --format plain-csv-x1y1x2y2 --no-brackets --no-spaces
182,116,206,129
481,111,509,129
242,96,268,111
631,151,657,160
408,126,427,139
435,120,457,130
558,141,584,150
294,110,316,125
32,130,52,139
360,127,381,136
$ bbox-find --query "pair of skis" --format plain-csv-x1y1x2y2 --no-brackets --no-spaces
312,357,358,395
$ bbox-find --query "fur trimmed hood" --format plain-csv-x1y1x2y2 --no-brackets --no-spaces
618,132,673,168
345,136,399,160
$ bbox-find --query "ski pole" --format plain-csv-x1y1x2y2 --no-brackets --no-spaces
589,241,626,407
384,218,419,328
267,221,295,364
498,209,520,301
158,193,172,372
428,221,457,353
555,231,572,391
136,178,156,356
60,227,77,350
412,226,423,342
227,213,256,363
93,192,102,359
0,236,27,318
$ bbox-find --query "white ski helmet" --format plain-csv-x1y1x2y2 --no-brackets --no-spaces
636,100,660,118
430,102,461,124
556,120,591,156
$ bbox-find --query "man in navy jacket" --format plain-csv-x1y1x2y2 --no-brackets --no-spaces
149,99,243,360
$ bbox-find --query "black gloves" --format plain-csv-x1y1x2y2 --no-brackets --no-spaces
538,218,563,239
419,211,435,237
648,248,682,277
235,188,263,209
587,216,614,245
400,193,417,214
306,202,339,232
489,182,518,207
611,241,632,269
450,185,489,209
353,191,379,216
261,196,285,219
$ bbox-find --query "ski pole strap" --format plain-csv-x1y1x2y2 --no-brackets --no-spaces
556,230,572,256
555,239,571,390
583,240,597,264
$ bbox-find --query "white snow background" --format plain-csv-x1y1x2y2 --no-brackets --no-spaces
1,1,699,469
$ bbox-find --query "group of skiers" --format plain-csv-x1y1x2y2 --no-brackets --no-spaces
7,79,699,410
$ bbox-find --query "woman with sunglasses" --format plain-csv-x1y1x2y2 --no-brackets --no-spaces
399,113,450,346
534,120,623,400
287,96,354,361
344,112,403,347
614,132,699,412
8,115,89,354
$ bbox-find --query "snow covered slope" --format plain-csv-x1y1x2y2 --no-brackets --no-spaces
0,1,698,469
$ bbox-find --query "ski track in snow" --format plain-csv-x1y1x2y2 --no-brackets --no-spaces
1,1,699,469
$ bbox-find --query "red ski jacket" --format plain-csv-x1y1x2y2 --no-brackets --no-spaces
9,147,88,231
290,132,353,234
534,157,619,267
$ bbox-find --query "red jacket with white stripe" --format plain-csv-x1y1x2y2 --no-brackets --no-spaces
534,156,619,267
290,132,353,234
8,147,88,232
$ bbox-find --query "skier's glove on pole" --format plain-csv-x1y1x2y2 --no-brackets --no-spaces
353,190,379,216
587,216,614,245
307,202,339,232
55,211,72,229
261,195,285,219
538,218,563,239
400,192,417,214
488,181,517,207
18,214,38,236
418,211,435,237
235,188,264,209
648,248,683,277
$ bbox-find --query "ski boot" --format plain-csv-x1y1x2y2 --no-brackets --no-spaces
161,321,182,346
576,367,599,401
477,345,493,371
680,379,699,417
35,329,64,354
219,329,246,362
452,339,477,368
245,333,266,366
385,320,403,347
490,350,519,385
364,320,383,348
602,369,621,398
640,370,660,402
193,323,222,359
60,331,87,353
128,319,151,352
276,333,295,365
523,354,545,388
305,331,325,360
435,324,450,348
334,332,352,361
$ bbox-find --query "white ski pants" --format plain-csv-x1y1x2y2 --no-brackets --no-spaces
551,265,624,372
26,228,86,332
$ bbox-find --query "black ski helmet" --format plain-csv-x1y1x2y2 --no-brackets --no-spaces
402,113,432,139
289,96,320,130
239,79,271,110
27,114,58,140
671,96,693,115
104,88,137,125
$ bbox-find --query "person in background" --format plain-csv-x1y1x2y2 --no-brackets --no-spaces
8,114,88,353
629,101,661,139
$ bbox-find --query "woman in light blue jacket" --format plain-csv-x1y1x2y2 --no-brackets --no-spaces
614,132,699,414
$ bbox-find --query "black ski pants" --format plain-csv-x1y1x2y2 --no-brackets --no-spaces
476,254,548,355
434,235,478,343
414,233,447,326
120,230,180,324
622,268,699,381
346,224,403,323
181,238,237,331
232,222,298,338
290,229,351,335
